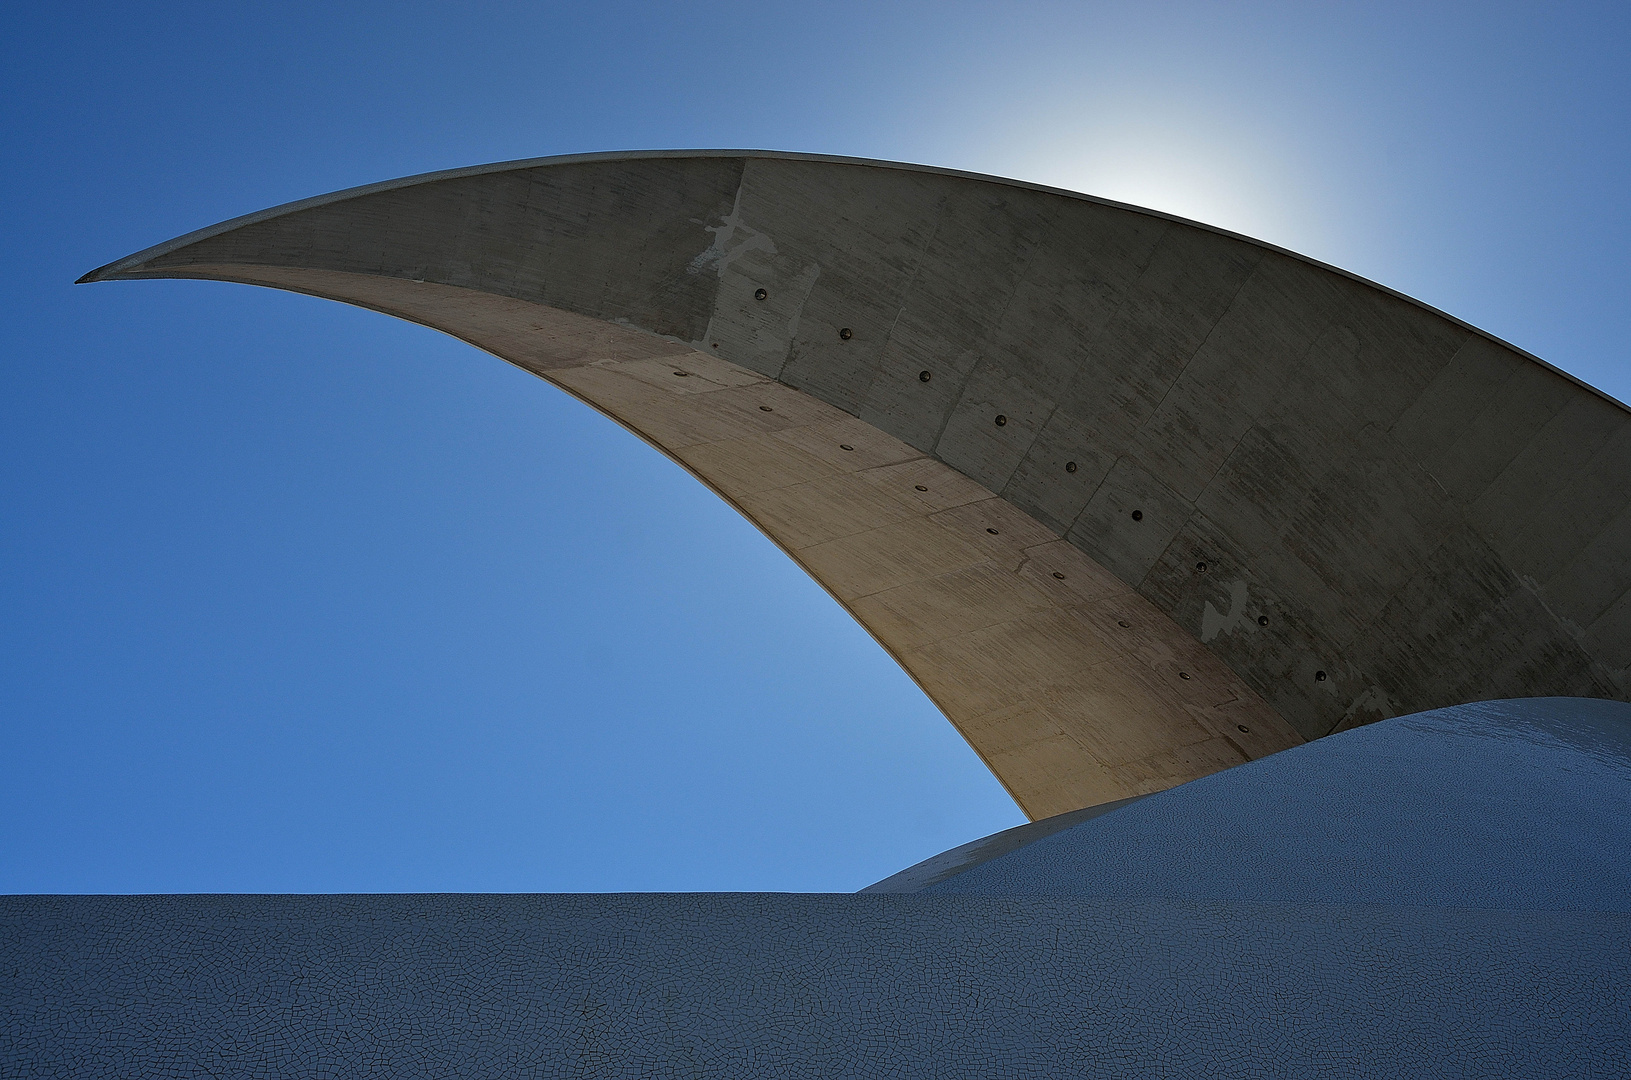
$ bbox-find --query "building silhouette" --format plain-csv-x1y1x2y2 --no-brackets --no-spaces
6,152,1629,1077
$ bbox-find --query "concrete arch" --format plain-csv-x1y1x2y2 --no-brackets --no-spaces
82,151,1631,818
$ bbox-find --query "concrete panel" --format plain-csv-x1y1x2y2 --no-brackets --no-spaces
1320,276,1471,432
1428,360,1582,503
1138,511,1357,740
1585,589,1631,692
1346,526,1616,711
733,159,948,412
1543,501,1631,633
1505,424,1631,588
1127,253,1345,503
934,358,1056,493
855,181,1072,450
1000,403,1119,534
1389,331,1518,465
1067,454,1194,585
1065,223,1264,425
1279,424,1457,633
984,202,1168,395
1469,390,1625,525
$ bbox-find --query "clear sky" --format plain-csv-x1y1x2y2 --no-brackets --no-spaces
3,1,1628,894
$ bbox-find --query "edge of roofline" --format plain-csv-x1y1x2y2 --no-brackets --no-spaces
75,147,1631,417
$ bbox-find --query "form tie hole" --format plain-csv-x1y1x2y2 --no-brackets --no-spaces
914,485,928,492
1052,572,1066,580
1315,670,1328,682
1237,725,1251,734
1179,672,1192,680
754,287,768,301
1131,510,1144,522
1258,615,1270,627
1195,561,1208,573
839,327,854,340
1065,461,1078,473
759,405,774,412
986,528,999,535
1117,620,1131,628
673,371,690,377
839,444,854,451
994,414,1007,427
918,370,932,383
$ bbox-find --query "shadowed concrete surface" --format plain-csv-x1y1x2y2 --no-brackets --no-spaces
80,151,1631,816
5,698,1629,1078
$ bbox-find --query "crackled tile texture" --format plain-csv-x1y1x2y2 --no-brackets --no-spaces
4,698,1630,1077
922,696,1631,905
3,894,1629,1079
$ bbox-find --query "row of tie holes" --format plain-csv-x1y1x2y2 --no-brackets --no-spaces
842,429,1263,725
914,363,1303,688
743,294,1169,531
712,295,1316,700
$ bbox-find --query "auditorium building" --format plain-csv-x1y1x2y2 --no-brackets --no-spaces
6,152,1629,1076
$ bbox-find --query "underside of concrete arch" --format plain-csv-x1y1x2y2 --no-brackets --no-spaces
82,150,1631,818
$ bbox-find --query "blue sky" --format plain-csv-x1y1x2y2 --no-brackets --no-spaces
2,1,1627,893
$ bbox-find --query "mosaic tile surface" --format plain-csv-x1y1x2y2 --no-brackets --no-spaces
4,893,1628,1078
5,698,1629,1077
925,697,1631,905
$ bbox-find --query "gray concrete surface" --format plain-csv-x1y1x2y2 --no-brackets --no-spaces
82,151,1631,815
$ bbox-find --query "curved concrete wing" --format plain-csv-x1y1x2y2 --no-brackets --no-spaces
82,151,1631,818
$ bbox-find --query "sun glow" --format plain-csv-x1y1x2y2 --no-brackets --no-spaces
962,94,1337,261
